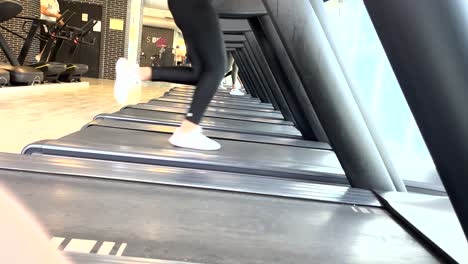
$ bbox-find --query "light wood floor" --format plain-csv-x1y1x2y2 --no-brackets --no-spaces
0,78,173,153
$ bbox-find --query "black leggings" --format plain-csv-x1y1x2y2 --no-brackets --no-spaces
225,52,238,85
152,0,226,124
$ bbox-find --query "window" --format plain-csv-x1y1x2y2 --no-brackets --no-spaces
324,0,443,191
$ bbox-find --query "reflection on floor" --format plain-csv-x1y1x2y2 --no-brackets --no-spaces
0,78,173,153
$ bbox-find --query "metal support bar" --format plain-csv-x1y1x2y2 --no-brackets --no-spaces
238,49,270,102
258,16,328,143
232,51,256,96
244,31,294,122
242,38,276,105
232,50,257,96
251,17,323,140
0,32,20,66
18,20,40,65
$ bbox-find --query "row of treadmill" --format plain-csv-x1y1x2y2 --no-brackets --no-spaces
0,0,466,263
0,0,91,86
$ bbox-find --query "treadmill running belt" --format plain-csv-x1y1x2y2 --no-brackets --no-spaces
96,108,302,139
123,105,293,125
154,97,276,110
142,101,285,119
86,119,332,150
23,126,345,183
150,98,279,113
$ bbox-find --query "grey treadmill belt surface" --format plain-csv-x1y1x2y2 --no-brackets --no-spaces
156,96,276,110
150,98,279,113
141,101,285,120
24,126,344,183
124,104,293,125
86,119,332,150
168,88,254,96
0,168,439,263
0,153,372,205
97,108,302,139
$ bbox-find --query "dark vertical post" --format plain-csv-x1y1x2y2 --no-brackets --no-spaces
234,50,262,98
245,32,291,111
244,32,290,115
236,68,252,95
232,50,255,96
242,40,275,105
238,49,270,103
252,16,326,141
18,20,41,65
0,33,20,66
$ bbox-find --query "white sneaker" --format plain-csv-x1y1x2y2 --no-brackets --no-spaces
114,58,140,104
230,89,245,96
169,127,221,151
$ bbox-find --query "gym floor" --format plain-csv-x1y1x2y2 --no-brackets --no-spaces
0,79,172,153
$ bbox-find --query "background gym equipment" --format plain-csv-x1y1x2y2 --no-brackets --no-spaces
0,2,93,84
48,18,97,82
0,0,43,85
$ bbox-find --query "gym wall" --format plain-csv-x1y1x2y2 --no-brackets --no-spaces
80,0,129,79
140,26,174,67
0,0,131,80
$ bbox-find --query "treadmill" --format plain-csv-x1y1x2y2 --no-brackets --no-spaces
49,19,96,82
166,90,261,101
22,84,346,182
85,118,331,149
150,97,280,113
94,109,302,138
0,68,9,86
12,11,77,82
23,124,345,183
99,86,298,137
0,153,458,263
0,64,42,84
153,87,277,110
127,87,294,125
0,0,43,85
126,103,290,123
86,85,328,149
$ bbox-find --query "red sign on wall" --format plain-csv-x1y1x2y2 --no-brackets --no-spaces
156,38,167,47
147,36,168,47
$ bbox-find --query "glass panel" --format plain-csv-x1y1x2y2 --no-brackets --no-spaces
324,0,443,191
